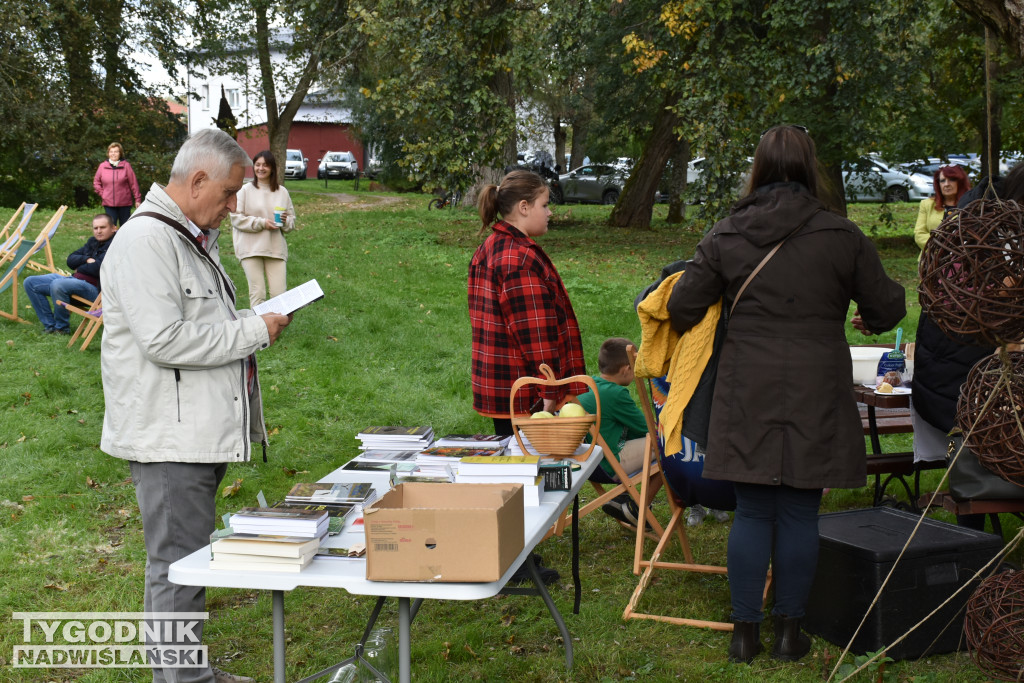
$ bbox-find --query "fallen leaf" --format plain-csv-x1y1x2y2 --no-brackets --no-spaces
6,340,13,348
500,613,515,626
463,644,478,659
21,392,31,404
22,495,34,502
282,467,297,476
268,427,280,436
44,583,68,591
86,477,99,489
68,409,78,414
78,419,86,425
221,479,243,498
508,645,524,656
326,336,338,342
441,642,451,661
17,435,26,443
269,385,278,392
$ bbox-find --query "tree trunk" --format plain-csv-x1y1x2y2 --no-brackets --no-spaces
569,118,588,170
553,115,566,174
953,0,1024,59
608,94,679,229
666,139,691,224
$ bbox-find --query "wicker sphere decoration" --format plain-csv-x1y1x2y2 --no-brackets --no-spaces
919,199,1024,346
956,351,1024,486
964,570,1024,680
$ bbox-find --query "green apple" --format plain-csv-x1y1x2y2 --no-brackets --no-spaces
530,411,554,419
558,403,587,418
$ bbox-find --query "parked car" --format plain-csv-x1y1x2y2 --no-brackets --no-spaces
553,164,626,204
284,149,307,179
842,156,931,203
317,151,358,179
899,157,979,184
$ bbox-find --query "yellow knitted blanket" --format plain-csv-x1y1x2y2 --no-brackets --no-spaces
634,271,721,455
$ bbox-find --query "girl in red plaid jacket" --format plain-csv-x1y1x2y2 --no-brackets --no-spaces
468,170,587,435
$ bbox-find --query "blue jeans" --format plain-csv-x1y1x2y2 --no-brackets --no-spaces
23,274,98,331
104,205,132,227
727,482,823,622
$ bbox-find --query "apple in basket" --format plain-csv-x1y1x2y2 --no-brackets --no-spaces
558,403,588,418
531,411,554,419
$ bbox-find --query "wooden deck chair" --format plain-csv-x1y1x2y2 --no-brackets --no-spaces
23,206,70,275
0,207,68,323
622,346,738,632
58,293,103,351
544,348,665,542
0,203,36,265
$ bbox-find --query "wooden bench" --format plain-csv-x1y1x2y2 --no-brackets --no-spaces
919,491,1024,537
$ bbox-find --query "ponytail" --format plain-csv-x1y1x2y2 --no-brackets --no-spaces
477,184,500,233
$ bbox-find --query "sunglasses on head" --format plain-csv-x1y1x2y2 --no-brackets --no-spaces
761,124,809,139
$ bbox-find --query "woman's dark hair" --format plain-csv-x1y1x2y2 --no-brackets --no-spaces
477,170,548,232
252,150,279,192
933,165,971,211
746,125,819,198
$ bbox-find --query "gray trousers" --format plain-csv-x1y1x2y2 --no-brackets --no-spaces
131,461,227,683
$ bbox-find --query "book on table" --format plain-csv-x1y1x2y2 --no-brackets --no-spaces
457,455,540,477
252,279,324,316
357,425,435,451
271,501,355,533
211,533,321,558
315,537,367,560
341,460,417,475
433,434,512,449
229,507,329,537
453,472,541,486
284,482,375,504
352,449,420,464
417,446,504,461
209,555,315,573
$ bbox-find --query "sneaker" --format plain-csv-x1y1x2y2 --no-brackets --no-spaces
686,504,708,527
507,552,560,586
602,498,640,526
709,509,731,523
212,668,255,683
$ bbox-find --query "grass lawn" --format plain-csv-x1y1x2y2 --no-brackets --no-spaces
0,189,1015,682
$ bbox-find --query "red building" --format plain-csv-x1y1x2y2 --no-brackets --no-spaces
235,121,365,179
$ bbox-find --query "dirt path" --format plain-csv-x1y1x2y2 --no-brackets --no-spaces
292,190,405,210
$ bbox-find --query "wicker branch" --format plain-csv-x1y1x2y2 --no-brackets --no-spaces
964,570,1024,680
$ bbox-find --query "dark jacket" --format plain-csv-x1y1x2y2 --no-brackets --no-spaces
67,235,115,289
666,183,906,488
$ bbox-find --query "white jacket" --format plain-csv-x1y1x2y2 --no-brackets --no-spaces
100,183,271,463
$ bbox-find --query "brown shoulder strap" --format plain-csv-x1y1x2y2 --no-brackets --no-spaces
132,211,235,305
730,209,822,318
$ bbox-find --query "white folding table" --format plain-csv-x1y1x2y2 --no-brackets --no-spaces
169,447,602,683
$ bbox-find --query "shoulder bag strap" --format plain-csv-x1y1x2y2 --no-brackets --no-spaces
729,209,822,318
132,211,235,305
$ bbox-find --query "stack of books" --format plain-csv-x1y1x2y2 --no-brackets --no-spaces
211,507,330,572
356,425,434,452
415,446,500,477
210,533,322,573
285,481,376,505
455,455,543,504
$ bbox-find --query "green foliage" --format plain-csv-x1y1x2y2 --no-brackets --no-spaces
836,649,897,682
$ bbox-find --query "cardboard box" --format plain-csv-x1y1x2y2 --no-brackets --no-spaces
804,507,1003,660
363,483,524,582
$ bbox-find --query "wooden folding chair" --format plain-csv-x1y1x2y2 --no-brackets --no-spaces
0,206,68,323
544,347,664,541
0,203,36,266
57,293,103,351
23,206,70,276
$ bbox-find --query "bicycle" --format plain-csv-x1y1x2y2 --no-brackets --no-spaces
427,190,462,210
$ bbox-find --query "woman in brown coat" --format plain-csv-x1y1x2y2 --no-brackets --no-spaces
667,125,905,664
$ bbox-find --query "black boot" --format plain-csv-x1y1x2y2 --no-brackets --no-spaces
728,621,762,664
772,615,811,662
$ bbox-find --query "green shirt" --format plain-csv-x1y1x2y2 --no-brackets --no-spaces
578,375,648,475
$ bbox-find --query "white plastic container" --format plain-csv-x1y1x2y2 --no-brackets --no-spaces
850,347,893,385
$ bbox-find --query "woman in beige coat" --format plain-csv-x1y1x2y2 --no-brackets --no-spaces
230,150,296,306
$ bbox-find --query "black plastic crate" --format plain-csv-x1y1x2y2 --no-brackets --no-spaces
803,507,1003,660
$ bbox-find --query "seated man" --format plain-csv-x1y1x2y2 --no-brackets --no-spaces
23,213,115,334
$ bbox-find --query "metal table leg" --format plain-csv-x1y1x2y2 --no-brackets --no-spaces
398,597,411,683
273,590,286,683
526,557,574,670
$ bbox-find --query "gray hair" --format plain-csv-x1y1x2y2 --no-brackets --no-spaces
169,129,251,182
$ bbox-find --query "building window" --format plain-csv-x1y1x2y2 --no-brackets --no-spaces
226,88,240,109
201,84,210,110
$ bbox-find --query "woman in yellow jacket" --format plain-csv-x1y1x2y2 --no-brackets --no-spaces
914,165,970,252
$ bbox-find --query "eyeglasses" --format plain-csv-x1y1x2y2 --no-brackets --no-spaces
760,124,809,139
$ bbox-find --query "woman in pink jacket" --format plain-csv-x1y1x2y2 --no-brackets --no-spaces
93,142,141,226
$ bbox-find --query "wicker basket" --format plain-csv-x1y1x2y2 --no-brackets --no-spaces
509,364,600,461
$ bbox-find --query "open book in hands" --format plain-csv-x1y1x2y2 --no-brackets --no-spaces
253,279,324,316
